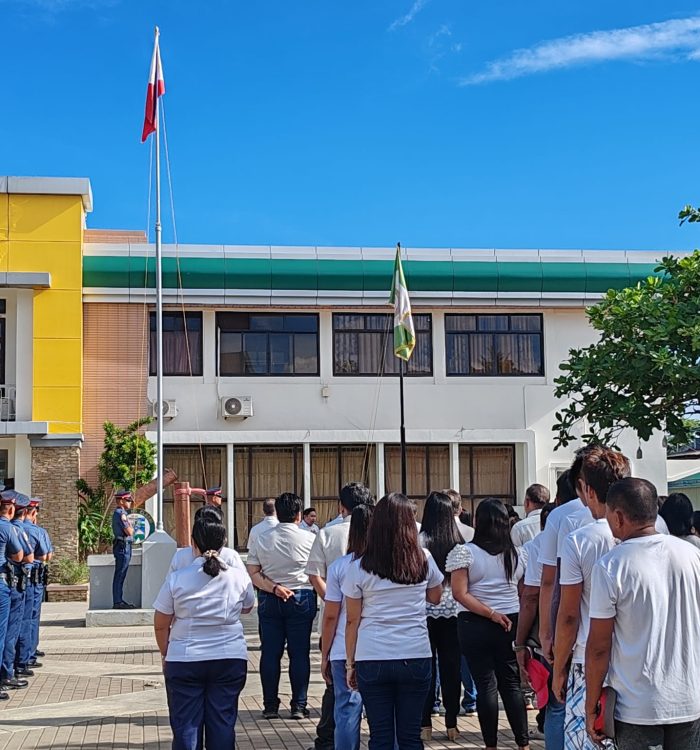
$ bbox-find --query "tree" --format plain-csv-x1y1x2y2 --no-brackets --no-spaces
553,250,700,450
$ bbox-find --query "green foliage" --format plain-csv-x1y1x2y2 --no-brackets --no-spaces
77,417,155,558
666,418,700,454
553,250,700,449
98,417,155,492
53,558,89,585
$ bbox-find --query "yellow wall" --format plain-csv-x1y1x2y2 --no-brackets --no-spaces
6,194,84,434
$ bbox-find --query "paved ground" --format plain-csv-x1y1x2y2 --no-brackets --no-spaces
0,603,545,749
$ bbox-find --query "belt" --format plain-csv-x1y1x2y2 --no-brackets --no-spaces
115,537,132,543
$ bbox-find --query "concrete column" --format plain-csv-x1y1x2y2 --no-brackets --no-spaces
303,442,311,504
226,443,234,545
449,442,460,492
376,443,385,498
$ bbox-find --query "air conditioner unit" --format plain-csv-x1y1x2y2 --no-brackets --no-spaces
151,399,178,420
221,396,253,419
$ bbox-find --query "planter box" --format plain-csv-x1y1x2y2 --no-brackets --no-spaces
47,583,89,603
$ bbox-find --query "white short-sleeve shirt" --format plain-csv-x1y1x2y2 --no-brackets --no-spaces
305,517,351,579
341,550,443,661
153,558,255,662
169,546,244,574
446,542,525,614
324,553,354,662
511,509,542,548
589,534,700,724
246,522,315,590
523,534,543,588
559,518,615,663
247,516,279,552
538,498,584,566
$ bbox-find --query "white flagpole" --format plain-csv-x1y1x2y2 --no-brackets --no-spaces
154,26,165,532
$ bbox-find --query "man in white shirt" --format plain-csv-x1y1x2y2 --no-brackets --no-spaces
586,478,700,750
305,482,375,750
247,498,278,552
246,493,317,721
511,484,550,547
552,446,630,750
299,507,320,534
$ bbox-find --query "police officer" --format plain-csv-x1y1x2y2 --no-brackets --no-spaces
26,498,51,667
0,491,24,697
14,494,44,678
205,487,222,507
112,490,135,609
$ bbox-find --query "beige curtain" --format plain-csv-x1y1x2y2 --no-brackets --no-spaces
459,444,515,515
384,445,449,520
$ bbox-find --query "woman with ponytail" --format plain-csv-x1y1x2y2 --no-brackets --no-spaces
153,519,255,749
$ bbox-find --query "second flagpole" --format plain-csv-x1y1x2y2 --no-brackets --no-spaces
399,356,407,496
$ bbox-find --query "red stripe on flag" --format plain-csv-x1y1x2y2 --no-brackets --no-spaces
141,34,165,143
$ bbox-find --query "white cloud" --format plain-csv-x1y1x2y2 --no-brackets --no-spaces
389,0,430,31
461,15,700,85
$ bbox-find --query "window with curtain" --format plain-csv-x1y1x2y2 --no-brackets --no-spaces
310,445,377,526
333,313,432,376
445,314,543,376
458,444,515,516
149,311,203,376
233,445,304,550
217,313,319,376
384,444,450,521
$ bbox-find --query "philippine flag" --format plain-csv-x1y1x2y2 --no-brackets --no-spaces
141,28,165,143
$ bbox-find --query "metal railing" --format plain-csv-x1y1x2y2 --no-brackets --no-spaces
0,386,16,421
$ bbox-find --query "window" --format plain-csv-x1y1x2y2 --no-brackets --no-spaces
218,313,319,376
445,314,543,376
459,444,515,516
384,444,450,520
333,313,432,376
234,445,304,549
310,445,377,526
149,312,203,376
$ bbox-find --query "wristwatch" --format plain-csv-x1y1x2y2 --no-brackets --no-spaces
512,643,528,652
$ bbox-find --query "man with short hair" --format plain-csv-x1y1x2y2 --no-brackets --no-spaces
552,447,630,750
247,498,278,552
305,482,375,750
586,478,700,749
247,492,317,721
300,507,320,534
26,498,52,668
512,484,550,547
0,492,25,695
112,490,135,610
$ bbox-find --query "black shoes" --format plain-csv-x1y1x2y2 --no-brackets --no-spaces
262,707,279,720
290,705,310,720
15,668,34,677
0,689,8,700
113,602,136,610
2,678,28,689
35,650,45,658
28,660,42,668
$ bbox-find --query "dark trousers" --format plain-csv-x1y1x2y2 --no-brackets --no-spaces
165,658,247,750
31,581,44,658
458,612,529,748
0,583,10,677
616,718,700,750
258,589,317,711
112,541,132,606
15,581,34,669
1,586,24,679
356,658,431,750
313,682,336,749
421,617,461,730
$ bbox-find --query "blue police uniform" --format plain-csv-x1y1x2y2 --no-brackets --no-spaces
112,503,133,607
24,516,49,669
0,506,23,682
15,510,41,673
31,519,51,661
1,508,30,684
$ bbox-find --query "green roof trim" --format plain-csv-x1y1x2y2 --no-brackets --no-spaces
83,255,664,295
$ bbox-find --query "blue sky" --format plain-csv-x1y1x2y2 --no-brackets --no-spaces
3,0,700,251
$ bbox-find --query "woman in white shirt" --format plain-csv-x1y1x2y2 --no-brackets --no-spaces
343,492,444,750
659,493,700,549
153,519,255,750
320,503,374,750
448,497,530,750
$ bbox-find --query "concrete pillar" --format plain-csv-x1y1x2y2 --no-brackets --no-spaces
449,442,460,492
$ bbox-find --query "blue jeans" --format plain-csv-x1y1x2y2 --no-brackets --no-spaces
356,658,431,750
538,656,565,750
112,541,132,606
331,660,363,750
461,655,477,710
165,658,247,750
1,586,24,679
258,589,317,711
15,581,34,670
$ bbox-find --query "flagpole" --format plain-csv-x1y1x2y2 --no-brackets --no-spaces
399,356,407,496
154,26,164,532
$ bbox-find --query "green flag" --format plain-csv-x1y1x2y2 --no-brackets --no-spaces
389,244,415,361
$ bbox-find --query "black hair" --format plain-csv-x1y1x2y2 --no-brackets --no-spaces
472,498,519,581
194,505,223,524
693,510,700,535
555,469,575,505
569,444,598,496
420,491,463,578
659,493,694,537
339,482,375,512
303,507,317,518
458,509,472,526
540,502,555,531
525,484,550,507
262,498,276,516
580,446,631,504
347,504,374,557
607,478,658,525
191,519,227,578
275,492,302,523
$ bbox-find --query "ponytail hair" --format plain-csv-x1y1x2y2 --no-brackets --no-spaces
192,519,227,578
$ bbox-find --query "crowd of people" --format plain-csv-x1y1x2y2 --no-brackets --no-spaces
0,490,53,698
151,448,700,750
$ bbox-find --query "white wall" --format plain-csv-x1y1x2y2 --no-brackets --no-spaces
147,306,669,495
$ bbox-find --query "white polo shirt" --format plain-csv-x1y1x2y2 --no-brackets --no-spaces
590,534,700,724
523,534,543,588
324,552,354,662
455,518,475,543
511,509,543,548
246,522,315,590
154,558,255,662
247,516,279,552
169,545,244,574
305,516,351,579
538,498,584,566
